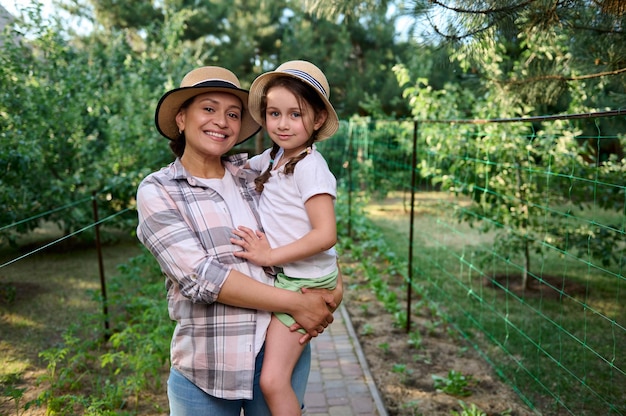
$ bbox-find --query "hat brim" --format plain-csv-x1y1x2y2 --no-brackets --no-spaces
155,82,261,145
248,73,339,141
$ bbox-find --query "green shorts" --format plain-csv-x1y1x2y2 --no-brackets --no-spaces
274,269,339,333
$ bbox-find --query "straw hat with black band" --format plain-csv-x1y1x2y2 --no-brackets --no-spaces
248,60,339,141
155,66,261,145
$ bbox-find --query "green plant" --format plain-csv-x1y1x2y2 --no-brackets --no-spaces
360,323,374,336
451,400,486,416
392,363,414,385
378,342,390,354
401,399,423,415
408,330,423,349
1,383,26,416
359,303,370,315
432,370,474,397
28,252,170,414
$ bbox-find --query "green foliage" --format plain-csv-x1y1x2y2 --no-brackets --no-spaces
432,370,474,397
29,250,170,415
0,373,27,416
392,363,414,385
407,330,423,349
423,1,626,113
451,401,488,416
360,322,374,336
395,64,626,286
0,5,211,242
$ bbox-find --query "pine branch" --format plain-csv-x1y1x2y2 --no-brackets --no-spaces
507,67,626,85
428,0,536,15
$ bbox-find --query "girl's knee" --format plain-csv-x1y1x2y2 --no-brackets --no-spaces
260,371,286,396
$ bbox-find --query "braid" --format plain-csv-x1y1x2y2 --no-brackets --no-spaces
284,135,316,175
254,142,281,192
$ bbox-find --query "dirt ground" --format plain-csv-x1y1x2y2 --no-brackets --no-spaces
340,259,536,416
1,234,537,416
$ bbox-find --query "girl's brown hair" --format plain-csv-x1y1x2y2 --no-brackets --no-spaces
254,76,327,192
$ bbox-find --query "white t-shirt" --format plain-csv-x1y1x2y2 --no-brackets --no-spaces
197,171,271,355
249,145,337,279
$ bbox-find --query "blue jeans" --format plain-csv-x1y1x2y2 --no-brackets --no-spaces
167,343,311,416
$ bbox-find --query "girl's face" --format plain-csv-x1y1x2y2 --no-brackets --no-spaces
175,92,243,159
264,85,327,159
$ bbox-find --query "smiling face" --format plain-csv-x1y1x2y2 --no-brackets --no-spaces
175,91,243,163
264,85,327,160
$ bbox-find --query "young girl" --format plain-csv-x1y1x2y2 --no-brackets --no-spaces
231,60,340,415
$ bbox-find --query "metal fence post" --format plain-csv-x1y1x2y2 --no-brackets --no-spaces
92,191,110,341
406,120,418,333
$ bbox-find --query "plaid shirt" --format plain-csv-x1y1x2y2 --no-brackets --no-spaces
136,155,272,400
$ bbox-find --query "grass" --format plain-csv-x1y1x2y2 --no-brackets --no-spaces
365,191,626,416
0,230,141,369
1,193,624,415
0,225,155,415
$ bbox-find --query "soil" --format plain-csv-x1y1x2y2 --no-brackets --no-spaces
1,237,556,416
340,258,538,416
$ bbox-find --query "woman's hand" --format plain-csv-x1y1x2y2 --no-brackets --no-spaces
291,266,344,343
303,266,344,312
231,226,273,266
288,289,335,344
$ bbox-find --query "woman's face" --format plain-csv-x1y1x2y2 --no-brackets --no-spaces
176,91,243,159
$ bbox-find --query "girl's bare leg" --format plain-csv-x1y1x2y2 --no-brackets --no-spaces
260,315,307,416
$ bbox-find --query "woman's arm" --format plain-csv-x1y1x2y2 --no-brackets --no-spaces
218,268,335,337
137,176,231,303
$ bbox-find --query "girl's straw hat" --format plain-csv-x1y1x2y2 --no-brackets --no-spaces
155,66,261,144
248,60,339,141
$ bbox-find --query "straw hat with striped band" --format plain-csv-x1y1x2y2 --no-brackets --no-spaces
248,60,339,141
155,66,261,145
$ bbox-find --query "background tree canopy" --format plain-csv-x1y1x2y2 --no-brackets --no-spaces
0,0,624,241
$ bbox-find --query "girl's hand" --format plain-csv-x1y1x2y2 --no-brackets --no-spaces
231,226,273,266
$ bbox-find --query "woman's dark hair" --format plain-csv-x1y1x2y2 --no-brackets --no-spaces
169,96,195,158
169,135,186,158
254,76,327,193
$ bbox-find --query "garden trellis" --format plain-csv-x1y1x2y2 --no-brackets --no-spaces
1,109,624,415
318,109,625,415
0,191,131,340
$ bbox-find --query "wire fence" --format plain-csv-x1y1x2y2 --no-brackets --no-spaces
317,110,625,415
0,191,132,339
1,110,624,415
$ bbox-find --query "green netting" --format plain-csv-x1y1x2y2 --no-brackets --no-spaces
318,112,625,415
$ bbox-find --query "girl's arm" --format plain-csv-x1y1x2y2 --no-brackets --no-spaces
231,193,336,266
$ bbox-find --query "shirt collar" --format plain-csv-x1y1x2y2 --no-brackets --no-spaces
170,154,254,185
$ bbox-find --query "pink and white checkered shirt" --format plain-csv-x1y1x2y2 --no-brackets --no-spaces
136,155,272,400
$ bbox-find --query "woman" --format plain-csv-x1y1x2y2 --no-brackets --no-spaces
136,66,342,415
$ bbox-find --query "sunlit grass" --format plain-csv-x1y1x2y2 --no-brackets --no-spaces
0,230,143,391
366,191,626,416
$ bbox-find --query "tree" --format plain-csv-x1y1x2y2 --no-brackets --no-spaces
395,63,625,290
0,5,196,241
407,0,626,112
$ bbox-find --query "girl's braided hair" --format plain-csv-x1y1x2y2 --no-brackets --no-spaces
254,76,327,193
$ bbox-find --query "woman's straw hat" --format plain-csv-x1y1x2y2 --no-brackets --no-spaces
248,60,339,141
155,66,261,144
